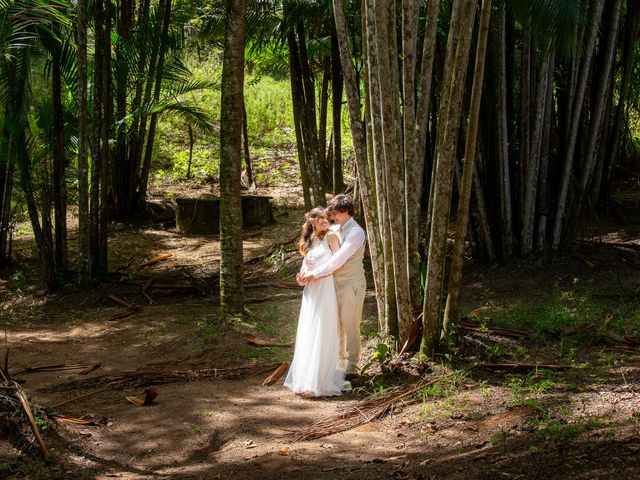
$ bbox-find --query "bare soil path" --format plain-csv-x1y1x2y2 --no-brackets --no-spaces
2,196,640,479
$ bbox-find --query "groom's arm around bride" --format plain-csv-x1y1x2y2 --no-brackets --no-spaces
301,194,367,377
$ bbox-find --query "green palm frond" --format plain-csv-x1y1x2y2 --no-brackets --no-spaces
147,99,213,131
166,78,218,96
509,0,586,57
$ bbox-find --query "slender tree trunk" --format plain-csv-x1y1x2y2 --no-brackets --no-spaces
402,0,419,306
113,0,134,216
605,0,640,195
409,0,441,302
219,0,246,314
91,0,104,276
319,59,330,189
551,0,605,250
139,0,172,209
521,49,551,255
535,55,555,252
52,47,67,273
363,0,392,334
0,121,14,263
242,100,253,186
443,0,491,336
288,31,313,210
298,24,325,205
332,0,385,335
421,0,477,356
375,0,413,342
77,0,91,286
473,149,495,262
330,29,344,194
99,0,112,275
575,0,622,219
496,2,513,257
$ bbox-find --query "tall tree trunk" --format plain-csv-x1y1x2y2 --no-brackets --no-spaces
99,0,112,275
408,0,441,303
374,0,413,341
0,120,14,263
332,0,385,335
77,0,91,286
421,0,477,356
402,0,419,307
605,0,640,195
113,0,134,216
330,29,344,194
52,47,67,273
91,0,104,276
443,0,492,336
363,0,393,335
139,0,172,209
551,0,605,250
496,1,513,257
535,56,555,252
318,59,330,189
219,0,246,314
288,30,313,210
521,49,552,255
575,0,622,218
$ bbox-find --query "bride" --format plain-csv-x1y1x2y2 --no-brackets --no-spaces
284,207,348,397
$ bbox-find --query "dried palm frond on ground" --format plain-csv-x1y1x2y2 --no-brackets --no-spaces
1,381,51,459
289,371,460,442
42,363,281,392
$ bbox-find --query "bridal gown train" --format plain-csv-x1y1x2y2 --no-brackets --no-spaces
284,237,347,396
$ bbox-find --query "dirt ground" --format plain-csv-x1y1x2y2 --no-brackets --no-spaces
1,186,640,479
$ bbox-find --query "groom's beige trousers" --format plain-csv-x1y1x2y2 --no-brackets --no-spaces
335,279,366,374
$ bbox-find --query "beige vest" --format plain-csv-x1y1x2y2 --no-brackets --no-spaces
333,220,366,286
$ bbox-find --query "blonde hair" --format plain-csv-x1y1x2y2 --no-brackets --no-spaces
298,207,327,255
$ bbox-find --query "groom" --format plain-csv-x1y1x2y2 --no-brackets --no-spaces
299,194,366,379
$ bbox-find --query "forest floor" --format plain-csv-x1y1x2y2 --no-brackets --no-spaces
1,181,640,479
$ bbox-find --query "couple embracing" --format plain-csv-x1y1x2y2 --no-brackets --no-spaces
284,194,367,397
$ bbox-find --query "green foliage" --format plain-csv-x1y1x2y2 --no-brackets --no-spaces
507,371,556,408
529,413,608,443
196,315,222,343
421,370,468,401
475,278,640,343
359,333,393,376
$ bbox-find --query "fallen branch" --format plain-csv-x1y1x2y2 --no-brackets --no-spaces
14,382,50,460
289,372,458,441
103,308,139,322
138,253,173,269
473,363,570,372
125,280,196,290
459,321,527,339
49,385,111,409
42,363,282,392
107,295,138,310
244,333,293,348
263,362,290,386
15,363,101,375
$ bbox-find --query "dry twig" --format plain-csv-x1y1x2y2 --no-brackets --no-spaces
42,363,282,392
289,372,458,441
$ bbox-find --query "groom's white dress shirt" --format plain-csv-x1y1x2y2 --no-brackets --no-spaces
311,217,365,279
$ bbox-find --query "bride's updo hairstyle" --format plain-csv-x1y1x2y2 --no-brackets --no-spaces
298,207,327,256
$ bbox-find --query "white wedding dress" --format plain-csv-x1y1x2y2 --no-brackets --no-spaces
284,236,347,396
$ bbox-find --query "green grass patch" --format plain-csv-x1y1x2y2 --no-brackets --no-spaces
468,278,640,344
